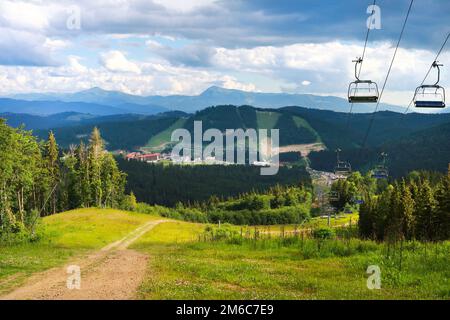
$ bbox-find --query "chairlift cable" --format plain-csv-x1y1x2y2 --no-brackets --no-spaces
404,32,450,114
360,0,414,149
346,0,377,130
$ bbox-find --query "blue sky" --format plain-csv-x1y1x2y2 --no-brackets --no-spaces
0,0,449,107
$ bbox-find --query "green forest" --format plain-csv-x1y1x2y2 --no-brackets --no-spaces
117,158,310,206
25,105,450,178
0,120,126,240
1,117,449,244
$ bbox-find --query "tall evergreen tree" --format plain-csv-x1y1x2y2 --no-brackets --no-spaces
399,180,415,239
434,176,450,240
414,179,436,241
88,127,104,207
44,131,59,215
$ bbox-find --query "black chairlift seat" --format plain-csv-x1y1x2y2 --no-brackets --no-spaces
414,100,445,108
349,95,379,103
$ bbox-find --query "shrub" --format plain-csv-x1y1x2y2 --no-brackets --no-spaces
313,227,336,240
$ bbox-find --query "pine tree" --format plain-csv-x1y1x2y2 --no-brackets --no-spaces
101,152,125,208
358,194,375,238
386,182,403,241
414,179,436,241
434,176,450,240
45,131,60,215
77,141,91,207
88,128,104,207
399,180,415,239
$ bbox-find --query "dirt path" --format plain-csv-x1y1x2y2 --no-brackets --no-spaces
1,219,167,300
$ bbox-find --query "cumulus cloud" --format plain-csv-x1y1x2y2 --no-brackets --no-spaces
100,51,141,74
0,0,449,108
158,44,217,67
0,57,256,97
12,0,445,49
0,28,61,66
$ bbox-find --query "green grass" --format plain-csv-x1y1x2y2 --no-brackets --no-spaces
143,118,187,151
256,111,280,129
132,221,449,300
252,213,359,233
0,208,158,294
2,210,448,300
292,116,322,142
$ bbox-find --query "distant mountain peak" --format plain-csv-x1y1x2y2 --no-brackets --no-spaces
201,86,234,95
80,87,109,94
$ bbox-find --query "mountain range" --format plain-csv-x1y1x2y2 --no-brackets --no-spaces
3,86,422,115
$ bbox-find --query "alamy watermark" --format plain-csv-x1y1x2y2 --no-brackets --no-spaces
366,265,381,289
66,5,81,30
170,121,280,175
66,265,81,290
367,4,381,30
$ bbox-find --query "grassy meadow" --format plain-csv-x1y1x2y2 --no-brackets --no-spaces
0,209,448,299
132,220,449,300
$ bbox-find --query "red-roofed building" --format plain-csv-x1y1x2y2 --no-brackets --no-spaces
125,152,140,161
125,152,160,162
139,153,160,162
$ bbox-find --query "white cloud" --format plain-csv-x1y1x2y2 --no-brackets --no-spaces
146,39,164,50
219,76,256,92
44,38,71,51
152,0,216,12
100,51,141,74
0,1,50,31
0,57,256,97
210,42,450,105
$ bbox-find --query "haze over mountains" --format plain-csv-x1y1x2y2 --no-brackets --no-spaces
3,86,413,115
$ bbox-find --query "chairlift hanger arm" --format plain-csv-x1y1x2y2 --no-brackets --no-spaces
432,61,443,86
353,57,363,81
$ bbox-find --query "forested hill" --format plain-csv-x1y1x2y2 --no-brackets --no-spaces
33,105,323,150
281,107,450,149
309,121,450,177
26,105,450,150
4,104,449,177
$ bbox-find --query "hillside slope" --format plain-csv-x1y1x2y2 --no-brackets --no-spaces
309,121,450,177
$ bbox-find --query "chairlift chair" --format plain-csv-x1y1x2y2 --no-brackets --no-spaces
334,161,352,176
348,58,379,103
371,152,389,179
372,165,389,179
334,148,352,176
414,61,446,109
328,191,340,202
